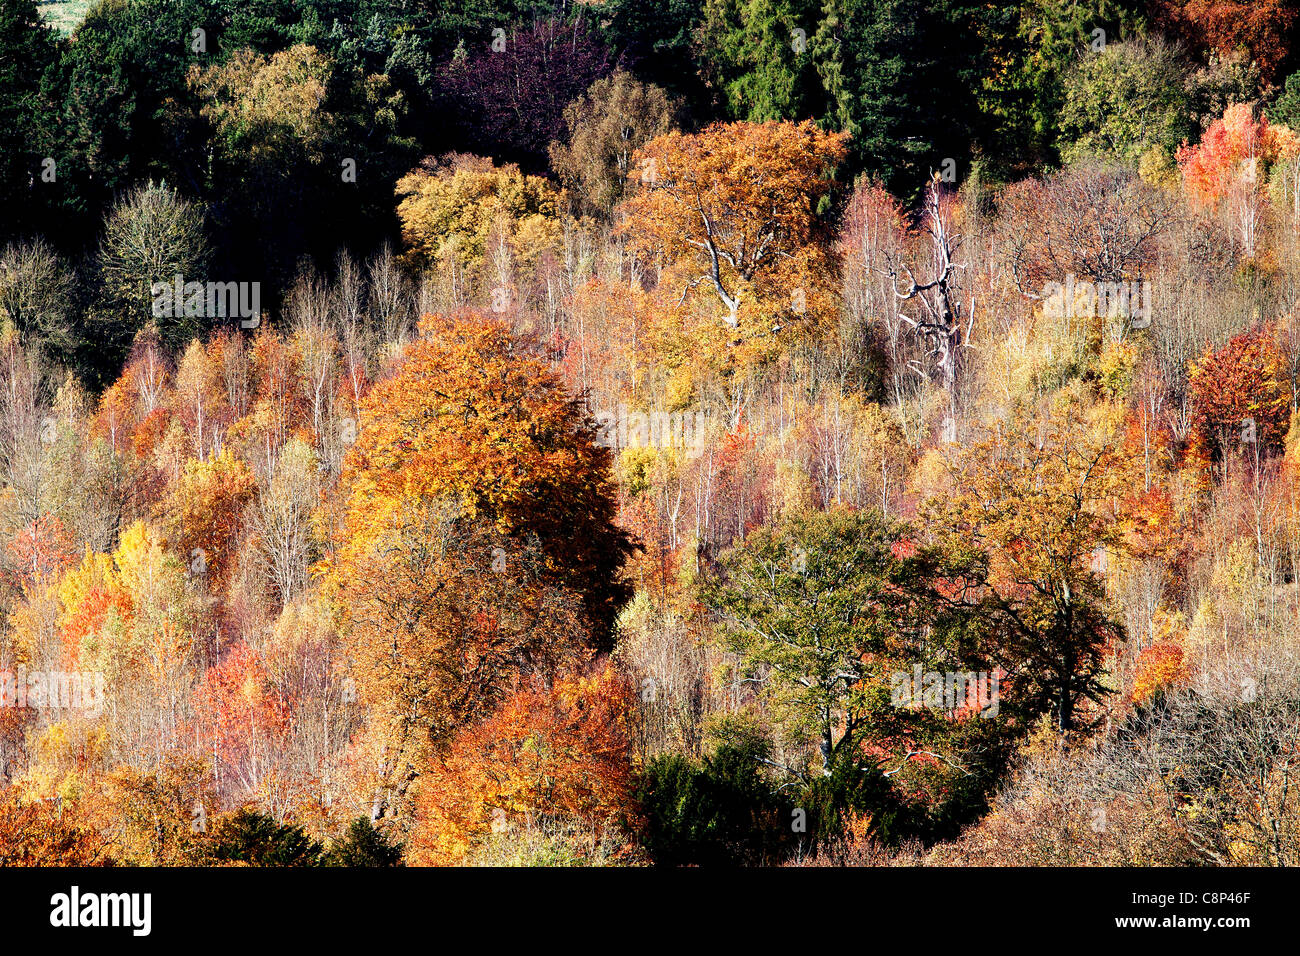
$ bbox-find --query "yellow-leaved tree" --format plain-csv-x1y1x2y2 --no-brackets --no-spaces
395,154,563,278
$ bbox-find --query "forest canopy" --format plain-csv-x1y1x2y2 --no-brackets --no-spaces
1,0,1300,868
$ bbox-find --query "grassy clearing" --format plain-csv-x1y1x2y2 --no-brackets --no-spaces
38,0,93,34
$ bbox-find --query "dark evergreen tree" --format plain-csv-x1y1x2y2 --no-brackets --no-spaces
0,0,63,245
320,818,405,867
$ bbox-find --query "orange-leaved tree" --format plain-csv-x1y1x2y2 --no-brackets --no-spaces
0,790,111,866
1177,103,1300,207
1154,1,1297,82
1188,323,1291,465
408,664,638,865
920,392,1131,732
166,448,257,591
621,120,847,346
324,498,590,819
329,309,634,642
1132,641,1189,706
321,310,633,817
192,641,292,797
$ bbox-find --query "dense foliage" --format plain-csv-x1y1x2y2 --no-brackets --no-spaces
2,0,1300,867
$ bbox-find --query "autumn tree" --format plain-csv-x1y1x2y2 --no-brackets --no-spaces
1177,102,1300,208
838,175,907,335
0,790,111,865
193,44,336,170
323,311,633,814
324,498,589,819
1154,0,1298,83
193,641,292,798
1188,323,1292,464
94,754,215,865
408,665,637,865
1177,103,1300,257
395,153,564,282
250,436,320,606
1131,641,1189,706
622,120,846,344
166,448,257,591
172,337,231,463
921,394,1129,732
101,521,199,764
56,547,130,671
243,328,310,468
549,70,680,219
331,310,634,641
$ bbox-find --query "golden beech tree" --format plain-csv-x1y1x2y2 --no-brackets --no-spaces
330,309,634,641
0,791,110,866
408,664,638,865
394,153,563,276
322,311,633,816
90,754,215,865
621,120,847,346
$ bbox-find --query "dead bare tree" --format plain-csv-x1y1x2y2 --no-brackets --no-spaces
886,174,973,405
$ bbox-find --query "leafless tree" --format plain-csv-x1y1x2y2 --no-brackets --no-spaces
1002,161,1177,293
887,175,972,410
